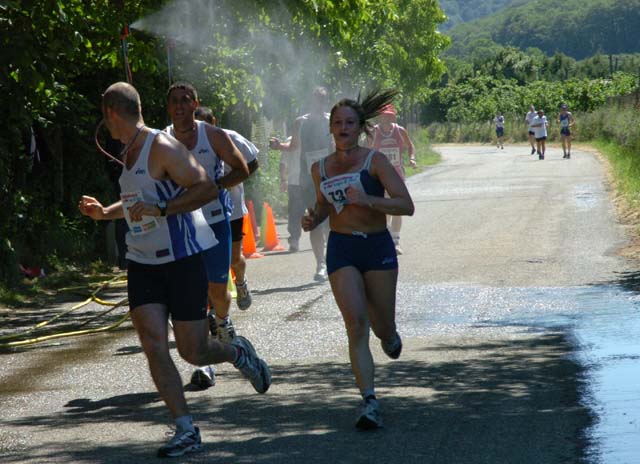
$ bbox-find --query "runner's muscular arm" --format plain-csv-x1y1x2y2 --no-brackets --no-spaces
347,152,414,216
302,161,331,231
127,132,218,221
207,126,249,188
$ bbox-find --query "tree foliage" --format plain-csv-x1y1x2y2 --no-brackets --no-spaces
0,0,448,283
446,0,640,60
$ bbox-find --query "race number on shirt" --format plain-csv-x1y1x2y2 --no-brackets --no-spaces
120,190,159,236
305,149,330,173
321,172,361,214
380,147,401,166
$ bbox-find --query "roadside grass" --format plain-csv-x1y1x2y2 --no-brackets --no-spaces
406,127,441,177
592,139,640,208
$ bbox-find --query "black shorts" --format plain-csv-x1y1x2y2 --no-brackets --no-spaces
536,136,547,141
560,128,571,136
326,230,398,275
230,217,244,243
127,253,208,321
496,127,504,137
528,131,535,136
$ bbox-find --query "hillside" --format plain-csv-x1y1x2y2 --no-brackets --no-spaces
438,0,526,30
446,0,640,59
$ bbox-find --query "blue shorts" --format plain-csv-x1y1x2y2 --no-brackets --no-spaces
201,220,232,283
496,127,504,137
560,128,571,136
326,230,398,275
127,253,207,321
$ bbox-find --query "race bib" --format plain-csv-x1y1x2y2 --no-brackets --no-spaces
121,190,159,236
305,149,329,172
380,147,401,166
561,118,569,128
321,172,361,214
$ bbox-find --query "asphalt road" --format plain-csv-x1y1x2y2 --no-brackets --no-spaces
0,144,633,463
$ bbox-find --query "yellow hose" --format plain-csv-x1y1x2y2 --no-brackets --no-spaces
1,311,131,348
0,273,131,347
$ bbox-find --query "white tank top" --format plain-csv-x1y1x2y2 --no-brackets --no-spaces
119,129,217,265
222,129,258,221
165,120,231,224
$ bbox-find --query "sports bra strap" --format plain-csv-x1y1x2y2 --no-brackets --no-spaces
363,149,376,171
319,156,327,180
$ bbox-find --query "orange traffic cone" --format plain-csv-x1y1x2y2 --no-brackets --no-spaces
241,213,264,259
246,200,260,244
262,203,286,252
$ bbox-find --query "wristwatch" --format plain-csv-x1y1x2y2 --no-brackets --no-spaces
156,201,167,217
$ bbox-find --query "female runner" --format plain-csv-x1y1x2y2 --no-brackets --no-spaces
302,89,414,429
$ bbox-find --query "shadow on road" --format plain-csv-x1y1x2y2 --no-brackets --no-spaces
1,333,593,463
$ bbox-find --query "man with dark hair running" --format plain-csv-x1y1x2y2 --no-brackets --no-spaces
190,105,260,388
79,82,271,458
303,89,414,429
270,87,333,281
165,83,249,355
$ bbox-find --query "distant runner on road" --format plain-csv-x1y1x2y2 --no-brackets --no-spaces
367,104,416,255
494,111,505,150
79,82,271,459
531,109,548,160
557,104,576,159
302,89,415,430
525,105,537,155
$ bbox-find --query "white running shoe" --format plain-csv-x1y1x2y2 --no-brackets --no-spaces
232,336,271,394
314,263,328,282
356,399,383,430
157,426,202,458
236,278,252,311
190,366,215,389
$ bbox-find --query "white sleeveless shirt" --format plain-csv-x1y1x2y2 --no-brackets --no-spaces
165,121,232,225
119,129,217,265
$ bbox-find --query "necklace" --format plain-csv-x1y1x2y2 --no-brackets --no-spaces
174,123,195,134
120,125,145,160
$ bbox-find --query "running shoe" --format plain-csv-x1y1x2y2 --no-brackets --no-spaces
314,263,328,282
395,244,404,256
190,366,215,389
232,336,271,394
381,332,403,359
157,426,202,458
288,240,299,252
531,148,536,155
356,398,383,430
216,318,236,344
567,153,571,159
236,278,252,311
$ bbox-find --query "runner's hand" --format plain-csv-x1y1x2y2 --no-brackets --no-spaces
78,195,105,220
409,158,417,168
302,208,317,231
128,201,160,222
269,137,281,150
345,186,368,206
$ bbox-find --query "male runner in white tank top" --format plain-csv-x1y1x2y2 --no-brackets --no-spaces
165,83,250,353
79,82,270,458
